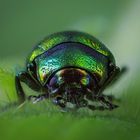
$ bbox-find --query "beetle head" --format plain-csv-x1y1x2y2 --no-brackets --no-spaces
46,68,97,105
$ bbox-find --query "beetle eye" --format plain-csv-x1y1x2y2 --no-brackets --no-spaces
49,76,64,88
80,77,90,86
48,76,61,95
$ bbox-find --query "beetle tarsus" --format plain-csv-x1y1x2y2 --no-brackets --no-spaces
28,94,48,104
87,102,118,111
86,93,118,111
88,104,107,111
97,95,119,110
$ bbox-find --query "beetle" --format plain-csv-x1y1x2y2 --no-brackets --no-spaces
15,31,126,111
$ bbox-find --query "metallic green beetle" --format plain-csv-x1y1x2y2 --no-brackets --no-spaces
15,31,126,111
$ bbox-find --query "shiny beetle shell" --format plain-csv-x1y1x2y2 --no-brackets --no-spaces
15,31,125,111
27,31,115,86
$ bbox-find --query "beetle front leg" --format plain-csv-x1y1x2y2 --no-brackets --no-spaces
99,65,127,94
28,94,48,104
96,95,118,110
86,94,118,110
15,75,26,103
87,104,111,111
15,71,43,104
84,95,114,111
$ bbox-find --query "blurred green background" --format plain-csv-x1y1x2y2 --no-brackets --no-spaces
0,0,140,140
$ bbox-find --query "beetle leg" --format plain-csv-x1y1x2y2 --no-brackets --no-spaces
17,71,42,91
99,65,127,94
101,94,121,103
87,104,110,111
15,71,42,103
15,75,26,103
53,96,66,108
101,94,115,102
97,95,118,110
28,94,48,104
108,66,127,87
86,94,118,110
